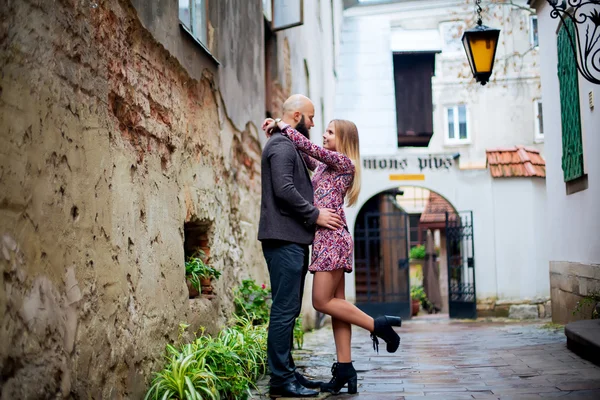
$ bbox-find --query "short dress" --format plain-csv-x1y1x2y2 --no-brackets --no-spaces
280,125,355,273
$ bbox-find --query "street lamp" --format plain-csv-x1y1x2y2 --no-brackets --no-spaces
545,0,600,85
462,0,501,86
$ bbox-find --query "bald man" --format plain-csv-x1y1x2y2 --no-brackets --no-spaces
258,95,343,398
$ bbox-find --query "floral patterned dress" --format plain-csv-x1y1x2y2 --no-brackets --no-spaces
280,125,355,273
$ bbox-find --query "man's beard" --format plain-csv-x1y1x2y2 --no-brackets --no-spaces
295,115,310,138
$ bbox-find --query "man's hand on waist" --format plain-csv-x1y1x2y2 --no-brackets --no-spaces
316,208,344,230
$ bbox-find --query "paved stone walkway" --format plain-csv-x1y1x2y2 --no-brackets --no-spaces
253,317,600,399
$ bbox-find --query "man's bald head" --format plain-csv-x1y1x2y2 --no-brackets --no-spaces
281,94,315,136
283,94,312,115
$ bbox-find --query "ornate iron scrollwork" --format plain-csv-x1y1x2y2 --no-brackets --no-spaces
547,1,600,85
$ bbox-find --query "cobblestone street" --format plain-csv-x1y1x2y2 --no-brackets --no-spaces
254,317,600,399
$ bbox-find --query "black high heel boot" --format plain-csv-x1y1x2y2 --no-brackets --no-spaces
320,362,358,395
371,316,402,353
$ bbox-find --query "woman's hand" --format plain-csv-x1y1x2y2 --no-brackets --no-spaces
262,118,277,137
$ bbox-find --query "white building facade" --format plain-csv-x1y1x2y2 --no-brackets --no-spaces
335,0,550,317
529,0,600,324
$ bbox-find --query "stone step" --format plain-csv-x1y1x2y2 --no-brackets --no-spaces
565,319,600,366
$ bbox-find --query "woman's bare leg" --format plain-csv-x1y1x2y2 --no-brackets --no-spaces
332,273,352,362
313,270,375,332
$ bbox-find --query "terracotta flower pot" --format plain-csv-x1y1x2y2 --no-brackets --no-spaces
411,299,420,316
200,278,211,286
186,278,199,298
200,277,213,295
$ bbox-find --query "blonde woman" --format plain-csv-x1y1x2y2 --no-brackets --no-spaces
262,118,402,395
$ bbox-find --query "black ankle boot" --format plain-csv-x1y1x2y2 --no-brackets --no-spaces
371,316,402,353
320,362,358,394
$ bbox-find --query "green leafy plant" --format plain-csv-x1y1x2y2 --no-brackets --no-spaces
410,285,426,302
409,245,426,260
185,252,221,290
146,315,268,400
294,315,305,350
233,279,305,350
145,350,219,400
233,279,272,325
148,278,309,399
573,290,600,319
411,284,433,310
192,332,253,398
227,316,269,380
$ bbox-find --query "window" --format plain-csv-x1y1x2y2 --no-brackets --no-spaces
393,53,436,147
445,105,469,143
179,0,208,47
557,18,585,185
530,16,539,48
534,99,544,141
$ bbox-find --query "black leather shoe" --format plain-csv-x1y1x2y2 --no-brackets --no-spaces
371,315,402,353
294,371,324,389
269,380,319,398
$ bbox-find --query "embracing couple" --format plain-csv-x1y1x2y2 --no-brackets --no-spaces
258,94,402,398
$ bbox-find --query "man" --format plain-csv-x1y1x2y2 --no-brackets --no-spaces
258,94,343,398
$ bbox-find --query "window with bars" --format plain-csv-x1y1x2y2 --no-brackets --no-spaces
557,18,584,183
179,0,208,47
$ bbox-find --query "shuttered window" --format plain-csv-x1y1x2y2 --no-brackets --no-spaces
557,18,584,182
393,53,436,147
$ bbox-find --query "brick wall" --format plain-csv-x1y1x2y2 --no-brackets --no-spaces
0,0,265,397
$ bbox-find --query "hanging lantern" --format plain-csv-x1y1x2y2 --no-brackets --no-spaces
462,0,501,86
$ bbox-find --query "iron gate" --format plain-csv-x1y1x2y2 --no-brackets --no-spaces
354,210,411,320
445,211,476,319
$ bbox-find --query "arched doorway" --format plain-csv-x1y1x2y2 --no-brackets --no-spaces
353,189,411,319
352,186,477,319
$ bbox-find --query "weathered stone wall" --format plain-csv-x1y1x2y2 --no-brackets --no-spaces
0,0,265,398
550,262,600,324
477,297,552,320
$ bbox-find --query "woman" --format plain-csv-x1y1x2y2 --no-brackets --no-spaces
262,117,402,394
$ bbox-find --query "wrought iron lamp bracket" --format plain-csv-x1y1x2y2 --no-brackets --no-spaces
546,0,600,85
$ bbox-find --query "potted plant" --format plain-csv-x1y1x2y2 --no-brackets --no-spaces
410,285,427,317
185,253,221,298
409,245,426,261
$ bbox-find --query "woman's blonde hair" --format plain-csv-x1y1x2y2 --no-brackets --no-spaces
331,119,361,207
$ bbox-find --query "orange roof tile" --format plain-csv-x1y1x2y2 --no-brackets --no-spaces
486,146,546,178
420,192,457,225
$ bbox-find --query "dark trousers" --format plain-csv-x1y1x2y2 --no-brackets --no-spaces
262,241,309,387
